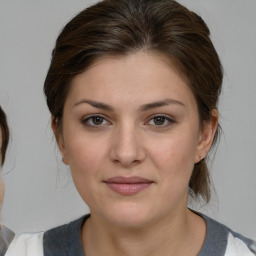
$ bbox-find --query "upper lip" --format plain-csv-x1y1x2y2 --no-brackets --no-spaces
104,176,154,184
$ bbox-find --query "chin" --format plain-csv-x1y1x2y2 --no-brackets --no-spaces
102,201,155,228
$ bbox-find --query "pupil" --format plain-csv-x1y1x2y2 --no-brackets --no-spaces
154,116,165,125
92,116,103,125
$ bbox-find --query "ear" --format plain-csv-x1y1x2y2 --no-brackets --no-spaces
51,117,69,165
195,109,219,163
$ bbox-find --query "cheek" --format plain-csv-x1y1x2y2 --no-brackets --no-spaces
65,136,104,173
62,122,107,176
63,135,106,205
149,133,198,199
150,135,198,171
151,137,197,202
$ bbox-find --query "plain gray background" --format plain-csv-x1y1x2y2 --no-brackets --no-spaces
0,0,256,238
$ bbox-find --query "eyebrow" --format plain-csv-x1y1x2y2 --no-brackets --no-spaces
139,98,185,112
73,99,114,111
73,98,185,112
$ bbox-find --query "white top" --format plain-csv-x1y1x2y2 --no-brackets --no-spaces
225,233,256,256
5,232,44,256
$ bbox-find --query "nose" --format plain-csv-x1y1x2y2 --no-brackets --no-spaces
110,123,146,167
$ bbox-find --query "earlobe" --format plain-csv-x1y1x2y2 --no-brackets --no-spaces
195,109,218,163
51,117,69,165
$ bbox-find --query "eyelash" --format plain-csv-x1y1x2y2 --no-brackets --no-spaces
146,114,175,127
81,115,110,127
81,114,175,128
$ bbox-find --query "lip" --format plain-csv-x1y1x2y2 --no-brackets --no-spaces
104,176,154,195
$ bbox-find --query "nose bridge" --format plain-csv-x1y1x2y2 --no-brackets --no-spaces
110,120,144,166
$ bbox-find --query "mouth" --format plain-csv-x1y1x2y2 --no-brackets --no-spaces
103,176,154,196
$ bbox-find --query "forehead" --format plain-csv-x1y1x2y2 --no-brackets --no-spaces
67,52,196,108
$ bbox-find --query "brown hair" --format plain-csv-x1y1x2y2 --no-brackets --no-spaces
44,0,223,203
0,106,9,165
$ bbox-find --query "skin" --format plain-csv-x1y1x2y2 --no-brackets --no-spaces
53,52,218,256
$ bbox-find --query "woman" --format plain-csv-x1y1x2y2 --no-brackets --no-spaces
0,106,14,256
6,0,256,255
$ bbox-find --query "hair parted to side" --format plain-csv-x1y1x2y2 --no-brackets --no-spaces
44,0,223,203
0,106,10,165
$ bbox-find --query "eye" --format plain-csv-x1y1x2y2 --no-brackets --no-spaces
147,115,174,126
82,115,110,127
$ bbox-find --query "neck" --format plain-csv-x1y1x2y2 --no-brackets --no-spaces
81,208,206,256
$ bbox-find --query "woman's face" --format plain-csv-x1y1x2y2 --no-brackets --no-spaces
56,52,216,227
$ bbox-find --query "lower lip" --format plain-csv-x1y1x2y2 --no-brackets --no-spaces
105,182,152,195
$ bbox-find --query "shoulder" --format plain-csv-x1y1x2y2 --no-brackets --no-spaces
5,215,88,256
225,230,256,256
5,232,44,256
199,213,256,256
43,215,88,256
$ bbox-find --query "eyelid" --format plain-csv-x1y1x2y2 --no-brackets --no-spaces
145,114,175,126
81,113,175,127
81,114,111,127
